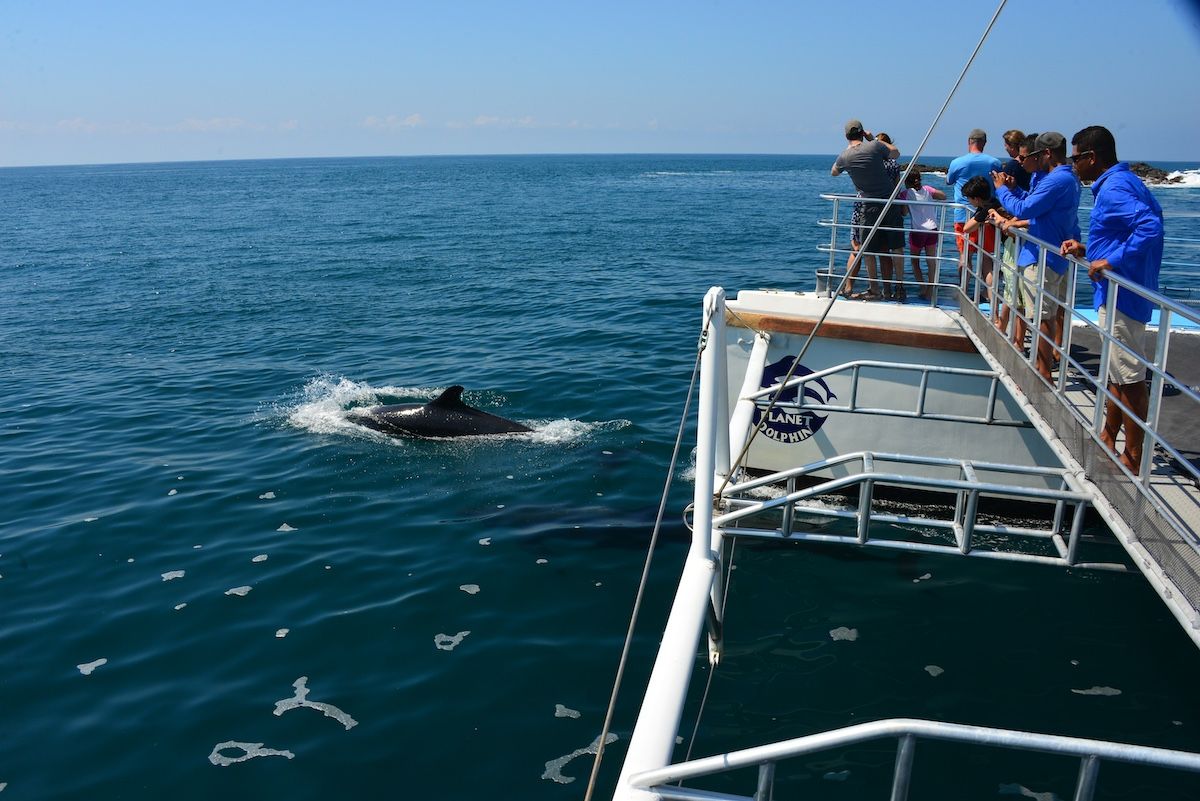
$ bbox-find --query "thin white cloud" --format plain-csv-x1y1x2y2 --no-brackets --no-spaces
363,113,425,130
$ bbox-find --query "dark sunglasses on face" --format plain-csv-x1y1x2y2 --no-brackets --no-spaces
1069,150,1095,163
1021,149,1045,161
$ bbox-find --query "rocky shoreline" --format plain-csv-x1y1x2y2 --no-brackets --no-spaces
901,161,1185,185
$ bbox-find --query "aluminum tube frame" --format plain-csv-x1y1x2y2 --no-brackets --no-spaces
628,718,1200,790
615,288,727,801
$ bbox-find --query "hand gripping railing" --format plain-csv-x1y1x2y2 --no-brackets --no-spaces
627,718,1200,801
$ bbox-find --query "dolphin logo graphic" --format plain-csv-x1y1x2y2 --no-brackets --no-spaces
754,357,837,444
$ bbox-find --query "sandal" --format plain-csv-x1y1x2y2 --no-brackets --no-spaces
851,290,883,301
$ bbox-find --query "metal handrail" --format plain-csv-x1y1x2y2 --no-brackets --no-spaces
628,718,1200,801
746,358,1022,427
958,217,1200,491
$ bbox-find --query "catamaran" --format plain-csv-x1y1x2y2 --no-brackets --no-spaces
590,179,1200,800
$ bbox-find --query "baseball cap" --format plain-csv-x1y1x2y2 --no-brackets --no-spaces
1035,131,1066,151
968,128,987,142
844,119,864,137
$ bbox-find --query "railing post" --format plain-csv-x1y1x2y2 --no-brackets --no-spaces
1141,307,1172,484
782,476,796,537
754,761,776,801
1057,262,1079,393
1092,288,1117,442
1073,755,1100,801
858,454,875,545
890,734,917,801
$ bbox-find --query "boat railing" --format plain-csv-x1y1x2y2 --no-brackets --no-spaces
814,193,1200,632
709,450,1105,569
626,717,1200,801
749,358,1026,427
816,191,961,303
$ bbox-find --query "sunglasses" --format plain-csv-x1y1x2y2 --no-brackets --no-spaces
1069,150,1095,163
1020,149,1045,161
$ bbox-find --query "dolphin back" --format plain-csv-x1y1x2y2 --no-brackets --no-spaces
349,385,531,438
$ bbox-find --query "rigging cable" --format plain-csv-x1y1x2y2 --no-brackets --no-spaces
586,3,1009,795
717,0,1009,499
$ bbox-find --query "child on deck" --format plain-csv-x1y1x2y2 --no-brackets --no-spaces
961,176,1022,344
900,172,946,300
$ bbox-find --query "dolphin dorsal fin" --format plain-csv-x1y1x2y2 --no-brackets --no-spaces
428,385,468,409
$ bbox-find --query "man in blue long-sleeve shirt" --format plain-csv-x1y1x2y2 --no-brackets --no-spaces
993,131,1081,381
1061,125,1163,475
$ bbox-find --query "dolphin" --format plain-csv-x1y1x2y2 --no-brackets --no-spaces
347,385,532,439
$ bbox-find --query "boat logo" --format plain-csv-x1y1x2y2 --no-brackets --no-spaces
754,357,836,444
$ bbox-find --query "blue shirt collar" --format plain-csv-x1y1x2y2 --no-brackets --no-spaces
1091,162,1130,196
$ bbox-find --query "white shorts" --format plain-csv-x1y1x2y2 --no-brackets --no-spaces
1098,306,1147,385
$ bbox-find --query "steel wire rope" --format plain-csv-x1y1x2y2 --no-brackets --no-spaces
672,0,1011,781
587,6,1009,794
715,0,1009,504
582,313,712,801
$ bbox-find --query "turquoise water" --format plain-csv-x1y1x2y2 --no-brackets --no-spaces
2,154,1199,800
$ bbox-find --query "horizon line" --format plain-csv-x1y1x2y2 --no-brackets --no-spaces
2,151,1197,172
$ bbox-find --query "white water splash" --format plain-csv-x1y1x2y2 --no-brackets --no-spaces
830,626,858,641
541,733,618,784
273,676,358,730
1163,168,1200,188
167,488,177,496
277,523,296,532
208,741,294,766
275,628,289,638
77,658,107,676
435,631,470,651
554,704,581,719
478,537,492,546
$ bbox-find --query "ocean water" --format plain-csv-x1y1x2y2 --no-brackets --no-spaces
2,154,1199,800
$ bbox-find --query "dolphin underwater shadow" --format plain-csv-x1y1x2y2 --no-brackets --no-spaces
347,385,532,439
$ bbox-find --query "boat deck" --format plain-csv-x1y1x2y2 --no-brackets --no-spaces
957,300,1200,638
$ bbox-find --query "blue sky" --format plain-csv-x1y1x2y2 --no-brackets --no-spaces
3,0,1199,167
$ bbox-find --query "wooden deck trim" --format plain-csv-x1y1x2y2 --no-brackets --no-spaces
726,311,978,353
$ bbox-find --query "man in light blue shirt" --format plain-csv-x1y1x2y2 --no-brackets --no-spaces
1061,125,1163,475
947,129,1002,257
993,131,1081,382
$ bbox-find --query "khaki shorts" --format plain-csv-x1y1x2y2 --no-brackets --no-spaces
1098,306,1147,385
1020,264,1068,322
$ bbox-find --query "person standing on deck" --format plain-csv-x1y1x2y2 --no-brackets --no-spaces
1000,129,1032,191
1060,125,1163,476
876,132,907,298
947,129,1003,262
993,131,1081,383
832,119,901,300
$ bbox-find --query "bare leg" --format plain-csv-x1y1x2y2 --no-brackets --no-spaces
1115,380,1150,475
1036,319,1055,382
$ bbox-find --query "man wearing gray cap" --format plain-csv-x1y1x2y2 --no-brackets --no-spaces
832,119,901,299
947,129,1003,259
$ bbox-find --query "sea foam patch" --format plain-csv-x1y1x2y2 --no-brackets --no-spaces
77,658,108,676
541,733,618,784
435,631,470,651
273,676,357,730
208,741,294,766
